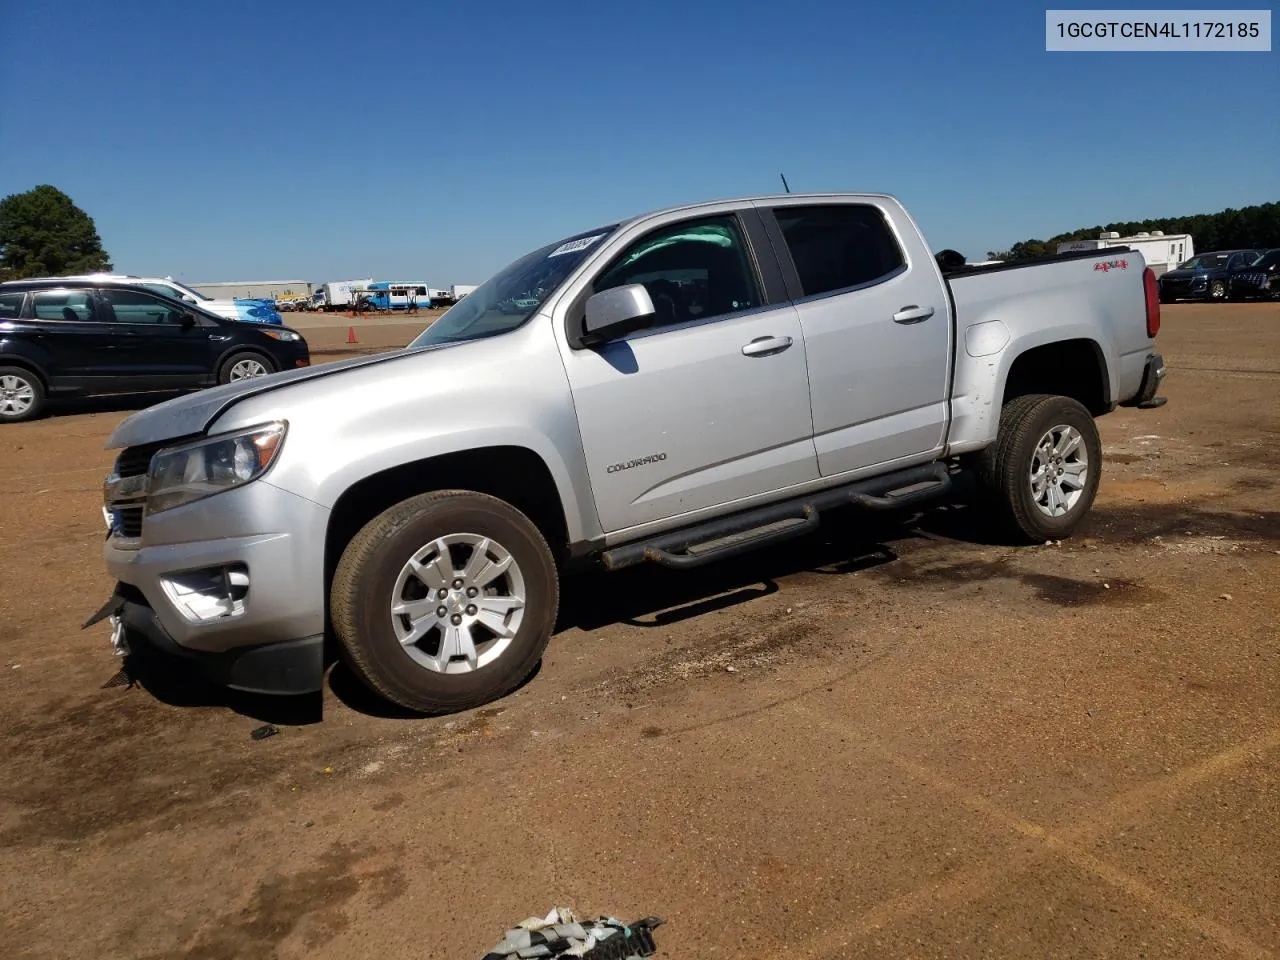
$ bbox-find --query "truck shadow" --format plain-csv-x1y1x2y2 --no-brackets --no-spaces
556,507,914,634
112,650,323,725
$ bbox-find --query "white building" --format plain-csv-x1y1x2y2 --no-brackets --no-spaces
1057,231,1194,277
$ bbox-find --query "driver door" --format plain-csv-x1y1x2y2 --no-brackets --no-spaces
557,210,819,534
95,288,213,385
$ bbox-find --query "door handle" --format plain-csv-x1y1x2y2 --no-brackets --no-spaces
741,335,793,357
892,305,935,324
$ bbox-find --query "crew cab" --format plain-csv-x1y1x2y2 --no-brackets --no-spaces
0,279,309,422
87,192,1167,714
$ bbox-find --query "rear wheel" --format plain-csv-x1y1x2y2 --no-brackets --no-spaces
218,351,274,384
1209,280,1227,300
0,366,46,423
330,490,559,714
975,394,1102,544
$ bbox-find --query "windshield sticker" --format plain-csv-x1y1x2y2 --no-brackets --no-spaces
549,234,605,257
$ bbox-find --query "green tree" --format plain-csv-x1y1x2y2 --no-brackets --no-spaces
0,185,112,280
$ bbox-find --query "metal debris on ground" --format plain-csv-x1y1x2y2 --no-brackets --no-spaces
250,724,280,741
481,907,663,958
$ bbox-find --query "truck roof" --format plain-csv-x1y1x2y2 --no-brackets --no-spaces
620,191,899,226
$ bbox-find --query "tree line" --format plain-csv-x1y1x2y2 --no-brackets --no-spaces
987,200,1280,262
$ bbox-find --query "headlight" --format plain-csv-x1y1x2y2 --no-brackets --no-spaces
148,422,287,514
260,328,300,341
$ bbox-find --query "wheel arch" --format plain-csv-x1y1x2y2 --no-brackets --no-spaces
1000,337,1112,416
323,445,572,603
0,354,50,390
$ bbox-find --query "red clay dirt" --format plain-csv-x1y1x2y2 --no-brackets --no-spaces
1,303,1277,959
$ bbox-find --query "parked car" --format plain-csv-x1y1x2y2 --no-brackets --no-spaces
1227,248,1280,301
54,274,284,325
90,191,1165,714
1157,249,1262,302
0,279,309,422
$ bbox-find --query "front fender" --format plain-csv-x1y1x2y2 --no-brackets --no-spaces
206,320,602,543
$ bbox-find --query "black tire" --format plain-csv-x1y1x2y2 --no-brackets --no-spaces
217,350,275,385
0,365,47,423
330,490,559,714
1209,280,1226,300
975,394,1102,544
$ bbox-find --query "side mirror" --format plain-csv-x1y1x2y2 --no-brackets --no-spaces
583,283,656,345
177,311,196,328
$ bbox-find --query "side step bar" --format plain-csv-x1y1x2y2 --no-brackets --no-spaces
600,462,952,572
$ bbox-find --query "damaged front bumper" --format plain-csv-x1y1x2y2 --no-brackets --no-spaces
84,586,323,695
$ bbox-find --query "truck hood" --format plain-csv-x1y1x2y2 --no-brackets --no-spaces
105,345,445,450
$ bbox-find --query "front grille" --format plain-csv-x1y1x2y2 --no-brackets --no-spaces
113,506,144,539
1236,272,1265,287
115,440,170,478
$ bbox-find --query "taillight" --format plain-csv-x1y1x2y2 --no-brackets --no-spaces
1143,267,1161,338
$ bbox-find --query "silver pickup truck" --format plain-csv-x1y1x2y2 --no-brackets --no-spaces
88,193,1167,713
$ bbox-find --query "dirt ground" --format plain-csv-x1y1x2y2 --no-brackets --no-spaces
1,303,1277,959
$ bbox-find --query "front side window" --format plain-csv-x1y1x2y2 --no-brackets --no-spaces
0,292,24,319
772,204,907,297
32,290,96,321
591,215,761,328
99,288,187,324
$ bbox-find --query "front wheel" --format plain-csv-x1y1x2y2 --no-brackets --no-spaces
975,394,1103,544
330,490,559,714
218,351,274,384
1209,280,1227,300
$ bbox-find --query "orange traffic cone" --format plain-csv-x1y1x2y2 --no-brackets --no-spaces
347,326,358,344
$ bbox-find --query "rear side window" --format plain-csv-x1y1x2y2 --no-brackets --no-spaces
0,292,23,318
772,204,906,298
32,290,96,321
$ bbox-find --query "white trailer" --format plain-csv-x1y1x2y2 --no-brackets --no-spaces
1058,231,1194,277
450,284,478,300
318,278,374,311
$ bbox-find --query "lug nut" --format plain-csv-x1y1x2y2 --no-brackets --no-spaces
465,604,477,616
466,586,478,598
437,588,449,600
450,614,463,626
452,578,464,589
437,606,448,618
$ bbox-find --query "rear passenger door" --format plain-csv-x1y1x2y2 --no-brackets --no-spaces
95,288,213,384
757,200,951,477
28,288,116,385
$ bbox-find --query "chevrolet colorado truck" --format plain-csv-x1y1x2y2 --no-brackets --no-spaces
88,193,1168,714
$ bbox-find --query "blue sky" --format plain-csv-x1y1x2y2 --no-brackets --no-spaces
1,0,1275,286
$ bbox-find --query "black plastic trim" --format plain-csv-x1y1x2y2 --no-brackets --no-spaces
102,591,324,695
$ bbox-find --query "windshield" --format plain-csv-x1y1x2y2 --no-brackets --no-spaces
408,224,618,348
1178,253,1231,270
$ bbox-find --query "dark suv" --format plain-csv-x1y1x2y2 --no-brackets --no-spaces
0,279,310,423
1157,249,1262,303
1228,248,1280,301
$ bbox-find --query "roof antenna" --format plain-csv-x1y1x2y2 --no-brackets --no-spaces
780,173,792,194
